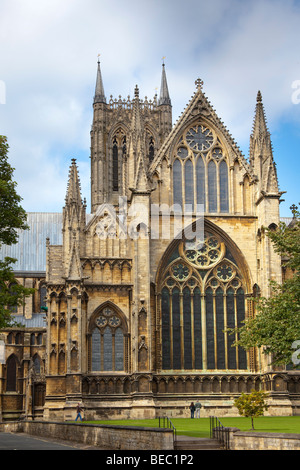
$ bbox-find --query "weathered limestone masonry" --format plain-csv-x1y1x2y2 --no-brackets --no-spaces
0,421,174,450
226,428,300,450
1,62,300,422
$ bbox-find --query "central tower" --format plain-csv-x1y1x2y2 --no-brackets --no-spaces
90,60,172,211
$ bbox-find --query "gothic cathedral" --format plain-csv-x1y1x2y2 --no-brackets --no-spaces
1,61,299,421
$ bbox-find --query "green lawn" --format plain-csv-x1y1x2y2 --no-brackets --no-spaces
83,416,300,438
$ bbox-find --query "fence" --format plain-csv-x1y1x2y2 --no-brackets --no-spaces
158,416,177,444
210,416,230,450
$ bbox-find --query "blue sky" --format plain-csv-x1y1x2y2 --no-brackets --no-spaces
0,0,299,216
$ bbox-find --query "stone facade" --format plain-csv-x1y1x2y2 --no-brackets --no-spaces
1,62,300,421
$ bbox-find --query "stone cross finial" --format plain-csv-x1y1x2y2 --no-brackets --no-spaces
195,78,204,91
290,204,298,217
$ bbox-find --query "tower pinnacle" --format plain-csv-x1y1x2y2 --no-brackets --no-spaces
94,57,106,104
65,158,82,206
158,60,171,106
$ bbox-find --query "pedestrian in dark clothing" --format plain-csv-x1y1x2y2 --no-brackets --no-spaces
189,402,195,418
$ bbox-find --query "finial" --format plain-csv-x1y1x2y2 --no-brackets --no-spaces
162,56,166,66
97,53,101,64
256,90,262,103
195,78,204,91
134,85,139,99
290,204,298,217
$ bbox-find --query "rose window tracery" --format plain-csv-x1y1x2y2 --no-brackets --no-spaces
182,233,224,268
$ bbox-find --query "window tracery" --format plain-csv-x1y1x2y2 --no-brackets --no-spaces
160,231,247,371
90,305,126,372
172,122,229,213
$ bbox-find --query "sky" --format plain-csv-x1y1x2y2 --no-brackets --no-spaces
0,0,299,217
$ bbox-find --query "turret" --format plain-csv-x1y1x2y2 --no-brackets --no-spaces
249,90,279,197
62,158,86,279
91,58,107,212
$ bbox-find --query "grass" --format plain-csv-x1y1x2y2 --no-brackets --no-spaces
82,416,300,438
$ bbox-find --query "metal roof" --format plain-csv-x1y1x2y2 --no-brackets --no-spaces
0,213,63,272
280,217,293,226
12,313,47,328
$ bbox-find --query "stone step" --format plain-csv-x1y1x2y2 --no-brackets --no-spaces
174,437,224,451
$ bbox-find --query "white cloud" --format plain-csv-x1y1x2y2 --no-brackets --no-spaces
0,0,299,214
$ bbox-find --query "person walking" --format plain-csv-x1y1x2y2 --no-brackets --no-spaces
189,402,195,419
75,403,83,422
195,400,202,418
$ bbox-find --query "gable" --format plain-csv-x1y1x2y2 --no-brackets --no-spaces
149,80,254,181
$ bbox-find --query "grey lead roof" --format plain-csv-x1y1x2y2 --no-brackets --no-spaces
12,313,47,328
0,213,63,272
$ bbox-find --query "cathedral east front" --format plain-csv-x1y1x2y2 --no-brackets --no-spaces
0,62,299,421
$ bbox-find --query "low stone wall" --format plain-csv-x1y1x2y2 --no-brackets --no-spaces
228,428,300,450
0,421,174,450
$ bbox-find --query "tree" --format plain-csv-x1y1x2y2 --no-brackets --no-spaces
234,390,268,430
229,204,300,367
0,135,35,328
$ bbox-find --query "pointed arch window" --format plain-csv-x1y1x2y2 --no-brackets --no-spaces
112,137,118,191
6,355,17,391
159,231,248,372
172,123,230,213
111,129,127,193
90,305,128,372
149,136,155,163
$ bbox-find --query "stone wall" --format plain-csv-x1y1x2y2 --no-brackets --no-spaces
0,421,174,450
227,428,300,450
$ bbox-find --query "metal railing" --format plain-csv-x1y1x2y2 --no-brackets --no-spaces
158,416,177,443
210,416,230,450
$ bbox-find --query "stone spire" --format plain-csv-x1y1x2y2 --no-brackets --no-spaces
250,91,269,146
158,60,171,106
65,158,83,206
250,90,279,195
94,58,106,104
63,159,86,280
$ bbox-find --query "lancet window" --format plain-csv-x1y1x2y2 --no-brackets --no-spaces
159,231,248,371
173,123,229,213
111,129,126,192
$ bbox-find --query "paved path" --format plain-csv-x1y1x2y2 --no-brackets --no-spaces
0,432,102,450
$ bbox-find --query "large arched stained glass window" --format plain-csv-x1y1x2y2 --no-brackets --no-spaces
90,306,127,372
172,123,229,213
159,231,248,371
